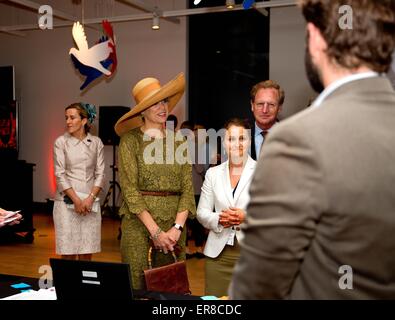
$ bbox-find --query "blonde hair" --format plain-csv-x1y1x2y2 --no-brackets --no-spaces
250,80,285,106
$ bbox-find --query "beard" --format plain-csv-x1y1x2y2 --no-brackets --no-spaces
305,45,325,94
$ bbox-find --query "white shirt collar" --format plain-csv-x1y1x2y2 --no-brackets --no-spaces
65,132,92,146
311,71,379,108
254,122,274,137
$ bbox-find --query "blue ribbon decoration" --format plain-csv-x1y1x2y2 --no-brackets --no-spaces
81,103,97,124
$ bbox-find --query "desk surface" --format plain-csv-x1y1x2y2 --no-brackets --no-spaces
0,274,40,298
0,274,201,300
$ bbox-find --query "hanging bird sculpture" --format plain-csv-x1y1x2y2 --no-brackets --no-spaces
69,20,117,90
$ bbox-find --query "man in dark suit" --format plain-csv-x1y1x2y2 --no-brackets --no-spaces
249,80,284,160
230,0,395,299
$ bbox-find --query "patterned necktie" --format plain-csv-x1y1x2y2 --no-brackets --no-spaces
259,130,268,156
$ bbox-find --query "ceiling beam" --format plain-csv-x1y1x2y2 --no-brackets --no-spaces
5,0,102,32
1,0,296,32
255,0,296,9
0,28,26,37
254,7,269,17
120,0,161,14
162,0,296,18
119,0,180,24
0,13,153,32
7,0,76,21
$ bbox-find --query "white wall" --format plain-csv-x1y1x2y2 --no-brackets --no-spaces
269,5,316,119
0,0,187,202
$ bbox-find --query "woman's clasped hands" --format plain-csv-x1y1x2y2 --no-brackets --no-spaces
219,207,245,228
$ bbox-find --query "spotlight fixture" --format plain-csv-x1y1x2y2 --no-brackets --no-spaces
152,13,160,30
226,0,235,9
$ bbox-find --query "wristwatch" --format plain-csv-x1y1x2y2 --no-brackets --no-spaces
172,223,184,232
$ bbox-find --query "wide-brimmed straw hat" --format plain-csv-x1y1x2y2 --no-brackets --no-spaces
114,72,185,136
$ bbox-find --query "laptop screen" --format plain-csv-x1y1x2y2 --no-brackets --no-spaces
50,258,133,300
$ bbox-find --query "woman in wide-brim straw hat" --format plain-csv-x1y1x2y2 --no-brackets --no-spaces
116,72,196,290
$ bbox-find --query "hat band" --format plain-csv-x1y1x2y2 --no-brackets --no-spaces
135,82,161,104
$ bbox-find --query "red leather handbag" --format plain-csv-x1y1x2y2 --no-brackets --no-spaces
143,246,191,295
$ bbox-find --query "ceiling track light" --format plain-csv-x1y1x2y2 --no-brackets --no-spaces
152,12,160,30
226,0,235,9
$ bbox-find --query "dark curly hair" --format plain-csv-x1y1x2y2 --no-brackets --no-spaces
299,0,395,73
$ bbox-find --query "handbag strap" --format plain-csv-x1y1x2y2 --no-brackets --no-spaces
147,246,177,269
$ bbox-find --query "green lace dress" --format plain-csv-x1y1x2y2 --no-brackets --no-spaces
118,127,196,289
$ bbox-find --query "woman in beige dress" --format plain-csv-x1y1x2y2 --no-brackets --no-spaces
53,102,105,260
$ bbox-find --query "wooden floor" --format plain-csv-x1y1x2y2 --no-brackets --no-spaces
0,213,205,296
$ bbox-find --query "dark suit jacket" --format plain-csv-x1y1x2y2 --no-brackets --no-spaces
250,124,258,160
231,76,395,299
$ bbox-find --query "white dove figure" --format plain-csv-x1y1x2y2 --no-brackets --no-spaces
69,21,113,76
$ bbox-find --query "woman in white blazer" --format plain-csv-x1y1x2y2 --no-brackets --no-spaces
197,118,256,297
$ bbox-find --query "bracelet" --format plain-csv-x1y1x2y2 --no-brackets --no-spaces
89,192,97,200
150,227,162,240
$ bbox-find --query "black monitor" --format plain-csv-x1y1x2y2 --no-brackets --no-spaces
50,258,133,300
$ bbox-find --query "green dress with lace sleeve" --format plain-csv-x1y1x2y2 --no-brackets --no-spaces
118,127,196,289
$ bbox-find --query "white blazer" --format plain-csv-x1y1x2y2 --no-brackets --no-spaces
197,156,256,258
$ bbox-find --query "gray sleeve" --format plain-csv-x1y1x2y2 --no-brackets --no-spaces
230,123,327,299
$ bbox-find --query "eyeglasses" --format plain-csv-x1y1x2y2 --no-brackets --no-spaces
254,101,278,110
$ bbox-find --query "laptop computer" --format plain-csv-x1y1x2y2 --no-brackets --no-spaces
50,258,133,300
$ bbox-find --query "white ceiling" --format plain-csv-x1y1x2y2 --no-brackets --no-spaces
0,0,296,36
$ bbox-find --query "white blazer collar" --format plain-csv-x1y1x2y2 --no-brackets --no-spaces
222,156,256,206
222,161,234,206
233,156,256,204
